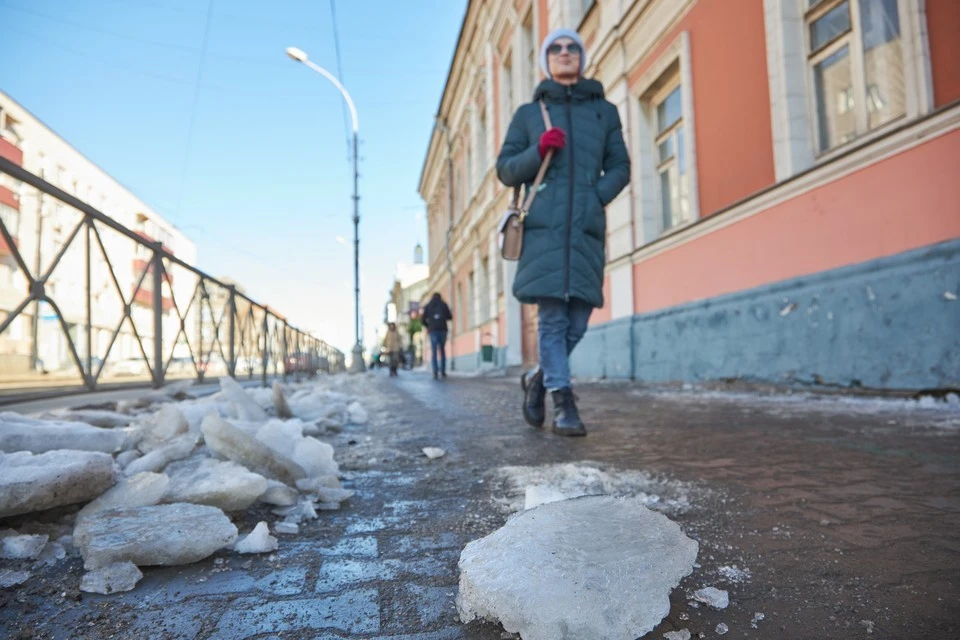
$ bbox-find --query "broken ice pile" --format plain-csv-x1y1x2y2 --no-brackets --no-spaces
0,375,364,592
457,495,699,640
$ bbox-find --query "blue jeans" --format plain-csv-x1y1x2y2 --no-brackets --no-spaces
537,297,593,391
429,330,448,374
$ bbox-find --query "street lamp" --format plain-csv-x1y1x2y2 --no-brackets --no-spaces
285,46,365,373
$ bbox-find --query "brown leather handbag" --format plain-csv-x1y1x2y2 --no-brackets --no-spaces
499,101,554,261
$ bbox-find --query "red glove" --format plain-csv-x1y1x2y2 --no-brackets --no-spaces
539,127,566,159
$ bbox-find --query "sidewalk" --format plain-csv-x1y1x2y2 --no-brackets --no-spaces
2,371,958,639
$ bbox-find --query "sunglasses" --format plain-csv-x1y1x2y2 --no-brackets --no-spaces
547,42,582,55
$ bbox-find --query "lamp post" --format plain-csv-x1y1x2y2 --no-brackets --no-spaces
286,46,365,372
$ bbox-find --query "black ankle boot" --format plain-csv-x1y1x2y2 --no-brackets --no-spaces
551,388,586,436
521,367,546,428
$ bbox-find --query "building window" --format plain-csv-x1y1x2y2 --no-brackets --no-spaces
479,256,490,322
522,12,536,99
652,81,691,232
501,52,515,126
0,203,19,237
456,281,465,332
475,106,488,189
806,0,905,153
467,271,475,328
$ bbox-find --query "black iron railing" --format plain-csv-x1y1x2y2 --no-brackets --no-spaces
0,155,344,392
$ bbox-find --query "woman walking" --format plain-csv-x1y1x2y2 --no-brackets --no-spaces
497,28,630,436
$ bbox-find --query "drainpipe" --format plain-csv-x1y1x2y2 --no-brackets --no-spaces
436,117,457,371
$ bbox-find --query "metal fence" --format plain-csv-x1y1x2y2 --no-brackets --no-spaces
0,155,344,394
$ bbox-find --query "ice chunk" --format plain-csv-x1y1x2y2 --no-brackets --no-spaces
0,450,117,518
663,631,691,640
35,541,67,567
523,484,568,510
201,415,306,485
1,534,49,560
57,410,134,428
115,450,141,468
80,561,142,594
301,486,354,504
295,475,342,493
273,382,293,419
347,402,368,425
716,623,729,635
124,434,196,476
164,457,268,511
457,495,698,640
273,522,299,535
0,412,129,454
255,419,339,478
137,405,190,453
422,447,445,459
219,377,268,422
691,587,729,609
259,480,299,507
234,521,278,554
78,472,170,520
272,498,318,524
74,503,237,569
0,570,31,589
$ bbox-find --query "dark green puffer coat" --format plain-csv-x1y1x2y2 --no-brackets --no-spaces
497,78,630,308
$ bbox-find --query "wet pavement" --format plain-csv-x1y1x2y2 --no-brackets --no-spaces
2,371,959,639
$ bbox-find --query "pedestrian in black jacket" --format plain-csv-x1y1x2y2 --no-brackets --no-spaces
422,293,453,380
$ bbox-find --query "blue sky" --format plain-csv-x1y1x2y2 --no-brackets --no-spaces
0,0,466,355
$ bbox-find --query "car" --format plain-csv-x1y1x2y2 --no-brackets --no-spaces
107,358,149,377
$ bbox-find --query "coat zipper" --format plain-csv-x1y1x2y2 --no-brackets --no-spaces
564,86,574,303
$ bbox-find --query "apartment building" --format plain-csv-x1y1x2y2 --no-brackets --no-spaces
418,0,960,389
0,92,197,377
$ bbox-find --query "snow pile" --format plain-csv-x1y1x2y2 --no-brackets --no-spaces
457,495,698,640
0,375,364,593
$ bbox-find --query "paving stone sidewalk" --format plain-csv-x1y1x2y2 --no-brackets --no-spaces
1,372,958,639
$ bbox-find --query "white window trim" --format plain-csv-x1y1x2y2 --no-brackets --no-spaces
764,0,934,181
629,31,700,246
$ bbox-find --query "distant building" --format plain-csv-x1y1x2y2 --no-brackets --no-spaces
0,92,198,376
382,244,430,365
418,0,960,389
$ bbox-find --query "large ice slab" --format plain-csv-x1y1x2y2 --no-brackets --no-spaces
136,405,190,453
255,419,339,478
123,434,196,476
457,495,698,640
163,456,268,511
201,415,305,485
74,503,238,569
273,382,294,419
0,412,129,454
77,472,170,520
55,410,135,428
0,450,117,518
80,561,143,594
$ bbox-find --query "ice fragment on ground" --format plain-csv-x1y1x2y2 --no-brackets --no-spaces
422,447,445,459
234,521,278,554
74,503,237,569
35,541,67,567
273,522,298,535
78,472,170,519
0,570,31,589
0,450,117,518
716,622,729,635
273,382,293,419
164,456,268,511
80,561,142,594
295,475,342,493
201,415,306,485
691,587,729,609
123,434,196,476
219,376,268,422
751,612,765,628
0,412,129,454
523,484,569,510
1,534,49,560
663,631,691,640
457,495,698,640
347,402,368,424
717,565,752,583
272,498,318,523
259,481,299,507
945,291,957,301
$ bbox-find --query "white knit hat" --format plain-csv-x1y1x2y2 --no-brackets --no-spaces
539,28,587,79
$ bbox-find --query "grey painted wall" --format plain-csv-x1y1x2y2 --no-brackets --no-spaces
569,239,960,390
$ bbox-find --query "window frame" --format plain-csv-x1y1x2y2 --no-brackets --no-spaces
651,79,691,233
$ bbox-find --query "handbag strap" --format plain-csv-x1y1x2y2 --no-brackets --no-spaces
511,100,554,218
